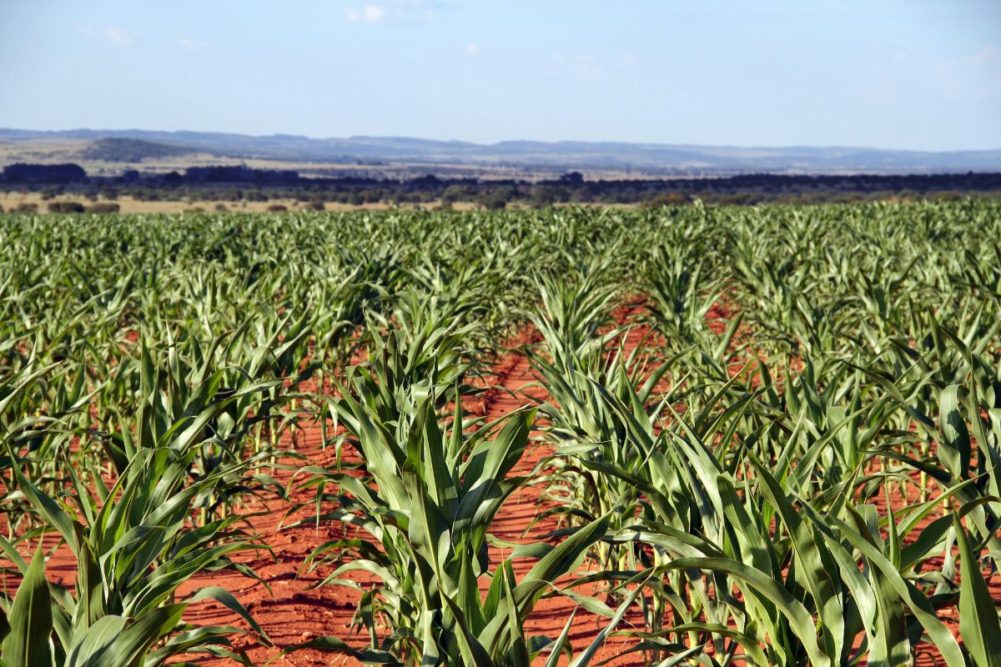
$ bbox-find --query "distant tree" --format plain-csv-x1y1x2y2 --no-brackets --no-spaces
529,185,557,208
3,163,86,183
14,202,38,213
569,186,594,204
441,185,468,204
478,188,514,210
559,172,585,187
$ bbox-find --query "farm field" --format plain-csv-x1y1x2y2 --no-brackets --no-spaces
2,202,1001,666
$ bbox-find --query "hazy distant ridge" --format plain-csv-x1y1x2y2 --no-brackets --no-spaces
2,128,1000,173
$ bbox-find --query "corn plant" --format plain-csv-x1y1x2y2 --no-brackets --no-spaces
0,381,273,665
299,373,612,664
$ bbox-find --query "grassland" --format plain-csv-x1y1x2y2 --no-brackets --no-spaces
1,202,1000,666
0,191,469,214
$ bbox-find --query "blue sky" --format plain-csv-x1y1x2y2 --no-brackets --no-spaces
1,1,999,150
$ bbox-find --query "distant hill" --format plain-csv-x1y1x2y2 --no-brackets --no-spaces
80,138,195,163
2,128,1001,174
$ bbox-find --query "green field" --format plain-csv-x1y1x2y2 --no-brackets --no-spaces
2,202,1000,666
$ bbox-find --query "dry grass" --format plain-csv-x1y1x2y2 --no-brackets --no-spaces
0,192,489,214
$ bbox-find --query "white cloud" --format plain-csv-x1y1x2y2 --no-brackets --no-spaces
964,45,999,68
178,37,210,51
346,5,386,24
346,0,446,25
102,25,136,46
573,54,606,80
932,45,1001,96
465,42,480,57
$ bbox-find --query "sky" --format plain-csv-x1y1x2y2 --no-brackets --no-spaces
1,0,999,151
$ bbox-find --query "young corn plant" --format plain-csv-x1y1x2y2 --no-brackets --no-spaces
642,243,722,347
96,336,290,521
295,282,618,664
299,377,611,665
0,378,273,665
533,339,671,570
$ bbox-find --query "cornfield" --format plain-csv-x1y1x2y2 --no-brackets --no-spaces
1,201,1000,666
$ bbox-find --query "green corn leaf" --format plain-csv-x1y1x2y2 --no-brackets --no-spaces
187,587,271,645
7,455,80,554
543,608,576,667
92,604,185,667
954,515,1001,667
285,636,399,663
939,384,971,479
64,616,126,667
664,556,830,667
831,512,966,667
567,576,648,667
3,547,53,667
749,457,844,662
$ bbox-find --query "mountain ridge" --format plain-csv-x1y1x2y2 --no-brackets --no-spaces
2,127,1000,174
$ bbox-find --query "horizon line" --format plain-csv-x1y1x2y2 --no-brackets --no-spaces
2,126,1000,155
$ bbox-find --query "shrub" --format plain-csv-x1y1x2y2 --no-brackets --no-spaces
87,202,121,213
478,185,517,210
47,201,86,213
13,202,38,213
529,185,557,208
645,192,690,207
266,204,288,212
478,194,508,210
